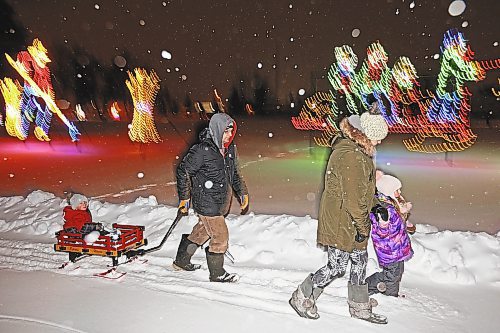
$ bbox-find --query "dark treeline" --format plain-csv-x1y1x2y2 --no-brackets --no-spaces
0,0,496,124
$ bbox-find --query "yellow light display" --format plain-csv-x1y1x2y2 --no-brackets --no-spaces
0,78,25,140
126,68,162,143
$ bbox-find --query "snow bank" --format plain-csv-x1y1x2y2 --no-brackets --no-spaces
0,191,499,285
0,191,63,236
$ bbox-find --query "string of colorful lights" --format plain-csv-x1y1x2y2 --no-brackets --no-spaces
292,29,500,153
126,68,162,143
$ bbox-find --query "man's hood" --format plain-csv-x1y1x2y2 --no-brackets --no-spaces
209,113,236,149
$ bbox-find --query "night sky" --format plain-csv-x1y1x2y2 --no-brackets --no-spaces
1,0,499,105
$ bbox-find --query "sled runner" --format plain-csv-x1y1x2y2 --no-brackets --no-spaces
54,223,147,267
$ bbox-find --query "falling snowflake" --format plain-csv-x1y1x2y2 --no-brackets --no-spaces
114,55,127,67
462,21,469,28
161,50,172,59
351,28,360,38
268,132,273,138
205,181,213,189
448,0,466,16
298,88,305,96
257,62,263,68
94,4,100,10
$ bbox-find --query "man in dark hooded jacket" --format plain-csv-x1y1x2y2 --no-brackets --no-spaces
173,113,248,283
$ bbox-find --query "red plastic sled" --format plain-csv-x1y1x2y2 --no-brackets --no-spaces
54,223,147,266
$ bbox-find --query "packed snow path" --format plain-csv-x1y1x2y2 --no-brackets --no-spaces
0,191,499,332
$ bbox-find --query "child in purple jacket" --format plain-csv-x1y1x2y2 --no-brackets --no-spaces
366,174,414,297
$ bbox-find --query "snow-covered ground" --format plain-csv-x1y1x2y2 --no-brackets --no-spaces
0,190,499,332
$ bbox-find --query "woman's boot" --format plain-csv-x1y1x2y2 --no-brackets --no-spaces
347,282,388,324
289,274,324,319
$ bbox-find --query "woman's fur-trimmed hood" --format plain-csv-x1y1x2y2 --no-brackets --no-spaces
336,117,376,157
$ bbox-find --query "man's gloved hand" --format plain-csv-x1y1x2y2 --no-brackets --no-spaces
355,230,367,243
178,199,190,215
240,194,249,215
371,205,389,222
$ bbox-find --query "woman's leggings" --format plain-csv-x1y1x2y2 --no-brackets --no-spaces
311,246,368,288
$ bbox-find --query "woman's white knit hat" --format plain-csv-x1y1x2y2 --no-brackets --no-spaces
360,112,389,141
347,102,389,141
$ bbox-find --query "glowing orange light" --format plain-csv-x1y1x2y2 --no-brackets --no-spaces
75,104,86,121
245,103,255,115
110,102,121,121
214,89,226,113
492,78,500,97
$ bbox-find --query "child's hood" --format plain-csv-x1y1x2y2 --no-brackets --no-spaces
376,174,402,199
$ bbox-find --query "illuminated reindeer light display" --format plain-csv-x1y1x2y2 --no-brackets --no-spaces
292,29,500,153
1,39,80,141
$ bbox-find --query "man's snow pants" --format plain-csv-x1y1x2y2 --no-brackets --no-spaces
187,215,228,253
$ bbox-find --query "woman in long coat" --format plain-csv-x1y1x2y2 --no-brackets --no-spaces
289,105,389,324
